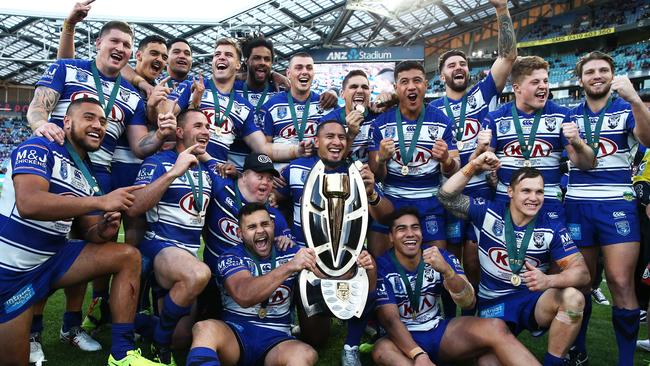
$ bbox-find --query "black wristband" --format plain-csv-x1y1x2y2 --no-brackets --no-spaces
369,193,381,206
413,351,427,360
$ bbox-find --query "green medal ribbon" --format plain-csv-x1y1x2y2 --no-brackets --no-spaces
389,249,425,319
243,82,269,114
395,106,425,168
287,92,312,142
209,80,236,128
511,105,542,162
443,95,467,144
184,164,204,212
244,246,277,310
504,208,538,274
90,60,122,118
233,177,243,210
166,78,175,89
64,140,103,196
583,96,613,156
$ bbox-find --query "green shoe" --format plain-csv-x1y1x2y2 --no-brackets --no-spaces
82,297,109,334
108,349,163,366
358,342,374,353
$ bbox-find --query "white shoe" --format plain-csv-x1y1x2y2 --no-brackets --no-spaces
291,324,301,336
637,339,650,352
341,344,362,366
591,288,610,306
60,326,102,351
29,333,46,365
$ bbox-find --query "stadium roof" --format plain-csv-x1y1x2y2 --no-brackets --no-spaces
0,0,539,86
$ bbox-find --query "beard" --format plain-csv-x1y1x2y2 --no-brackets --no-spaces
70,125,101,152
446,75,469,93
584,84,611,100
248,66,270,84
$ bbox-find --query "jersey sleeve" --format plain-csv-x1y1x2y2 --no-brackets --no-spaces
484,112,497,149
35,60,67,92
369,116,384,152
440,249,465,276
170,80,193,110
374,257,396,307
276,164,291,197
129,98,147,126
550,223,579,262
11,140,53,180
134,156,164,185
467,197,490,228
479,72,499,100
216,252,250,284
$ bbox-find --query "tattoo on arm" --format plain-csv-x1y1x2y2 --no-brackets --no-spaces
437,190,470,220
27,87,60,129
557,252,585,270
497,13,516,59
137,131,160,155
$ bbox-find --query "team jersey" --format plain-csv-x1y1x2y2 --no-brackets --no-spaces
113,84,154,166
565,97,638,202
375,249,463,332
204,175,290,259
318,107,379,163
428,73,499,192
156,72,196,94
134,150,219,256
228,79,280,170
174,78,260,164
35,59,146,173
467,197,578,301
217,244,300,334
0,137,97,275
369,106,456,199
485,101,569,202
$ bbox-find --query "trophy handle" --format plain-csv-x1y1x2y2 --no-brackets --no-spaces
298,269,324,317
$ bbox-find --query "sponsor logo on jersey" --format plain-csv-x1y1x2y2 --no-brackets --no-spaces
615,220,630,236
498,119,510,134
278,122,317,140
218,217,242,243
398,293,437,319
393,147,434,167
267,284,292,306
544,117,557,131
480,303,504,318
75,70,88,83
613,211,626,219
533,232,545,248
567,223,582,241
425,215,438,234
492,220,504,236
15,145,48,168
179,191,210,216
458,118,481,143
201,108,234,134
59,159,68,179
503,139,553,158
4,284,35,314
40,63,59,84
277,106,287,119
607,114,621,129
591,137,617,158
488,247,541,272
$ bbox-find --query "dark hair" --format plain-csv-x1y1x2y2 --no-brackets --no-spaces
65,97,103,115
237,202,270,223
138,35,167,51
387,206,421,231
438,49,468,73
177,108,206,127
509,167,543,188
167,37,191,52
243,37,274,60
511,56,549,85
289,51,313,67
99,21,133,38
316,120,345,136
394,61,425,81
575,51,615,78
342,70,368,89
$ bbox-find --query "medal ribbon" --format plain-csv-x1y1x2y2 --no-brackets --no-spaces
90,60,122,118
389,249,424,319
243,82,269,114
511,105,542,162
64,140,103,196
504,208,537,275
166,78,175,89
395,106,425,167
443,95,467,144
184,164,204,212
244,247,277,310
583,96,613,156
209,80,236,128
233,177,243,210
287,92,312,142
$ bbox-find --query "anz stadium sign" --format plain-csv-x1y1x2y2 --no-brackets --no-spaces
311,46,424,63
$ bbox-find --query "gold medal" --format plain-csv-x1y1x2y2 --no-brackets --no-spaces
258,307,267,319
456,141,464,150
355,104,365,114
92,186,99,193
523,160,532,168
510,274,521,286
401,165,409,176
592,142,599,149
214,125,222,136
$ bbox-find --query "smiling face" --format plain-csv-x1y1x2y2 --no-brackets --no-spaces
168,41,192,78
579,59,613,100
507,175,544,219
240,208,275,258
395,68,426,117
389,214,422,260
95,28,133,77
241,169,274,202
287,55,314,96
314,122,347,165
136,42,168,82
342,75,371,110
440,55,470,93
513,68,549,113
176,110,210,154
212,44,241,83
247,45,273,85
64,102,108,153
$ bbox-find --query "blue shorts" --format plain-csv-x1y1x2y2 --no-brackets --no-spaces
409,319,449,363
139,239,177,272
111,162,140,190
371,195,446,242
226,320,294,366
565,201,640,247
478,291,544,335
0,239,86,323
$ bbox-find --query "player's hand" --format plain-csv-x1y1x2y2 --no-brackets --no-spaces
190,73,205,108
268,192,279,208
522,261,550,291
356,250,375,271
66,0,94,25
476,128,492,152
157,109,177,138
97,211,121,241
474,151,501,172
290,248,317,272
170,144,200,177
486,170,498,188
99,184,145,212
423,246,453,276
274,235,295,251
562,122,583,147
370,92,397,113
319,90,338,109
147,78,171,110
488,0,508,10
414,353,436,366
346,110,364,137
34,122,65,145
298,139,313,157
272,175,287,190
611,75,642,104
216,162,239,178
377,138,396,163
359,164,376,195
431,138,450,162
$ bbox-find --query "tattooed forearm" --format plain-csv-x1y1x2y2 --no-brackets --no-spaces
437,189,470,220
497,13,516,60
135,130,162,158
27,87,61,130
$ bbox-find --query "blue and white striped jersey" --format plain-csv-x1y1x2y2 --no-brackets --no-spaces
318,107,378,164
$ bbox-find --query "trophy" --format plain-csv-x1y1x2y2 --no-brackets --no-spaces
299,160,369,319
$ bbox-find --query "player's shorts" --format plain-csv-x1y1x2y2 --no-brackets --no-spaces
478,291,544,335
408,319,450,363
226,320,294,366
0,239,86,323
111,161,140,189
565,200,640,247
371,195,446,242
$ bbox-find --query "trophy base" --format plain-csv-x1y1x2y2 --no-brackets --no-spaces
298,268,369,320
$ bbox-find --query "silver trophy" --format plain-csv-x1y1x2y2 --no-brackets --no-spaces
299,160,369,319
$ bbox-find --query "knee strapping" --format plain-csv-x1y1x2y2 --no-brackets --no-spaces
555,309,583,324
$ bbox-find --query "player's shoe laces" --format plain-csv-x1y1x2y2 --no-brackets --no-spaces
60,326,102,351
151,344,177,366
641,310,648,323
108,349,163,366
591,288,610,306
566,346,589,366
637,339,650,352
341,344,362,366
29,332,46,365
82,297,111,334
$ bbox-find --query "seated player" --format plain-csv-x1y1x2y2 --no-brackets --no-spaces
0,98,160,366
186,203,319,366
372,207,540,366
438,152,591,365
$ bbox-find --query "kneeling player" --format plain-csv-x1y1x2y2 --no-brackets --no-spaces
372,207,539,365
187,203,318,366
438,152,591,365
